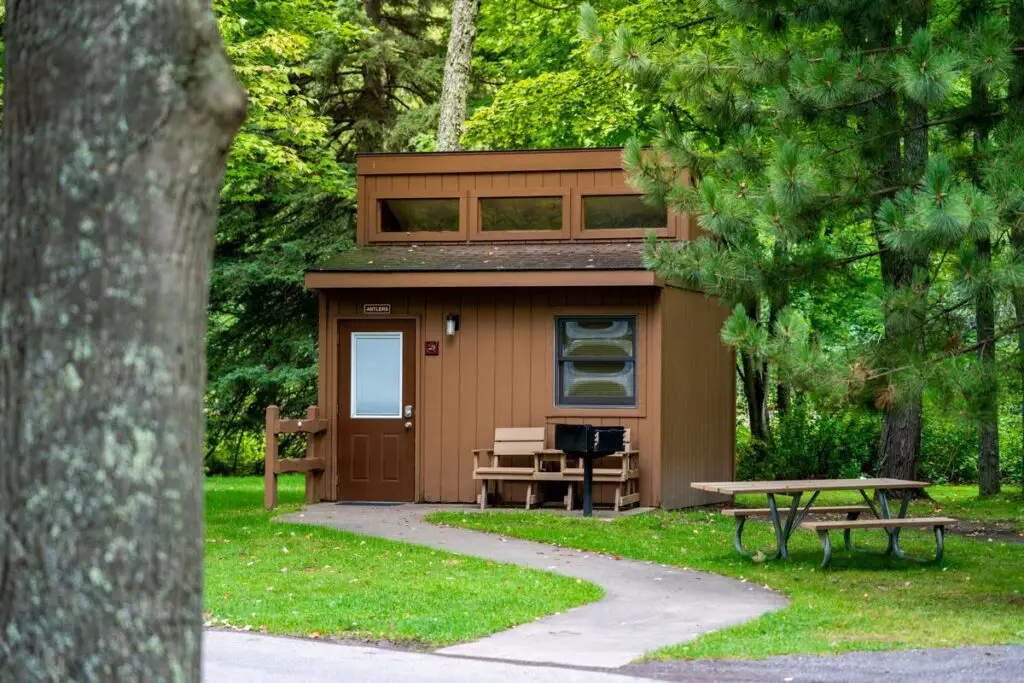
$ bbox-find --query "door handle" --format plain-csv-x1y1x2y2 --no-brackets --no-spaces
404,405,413,418
404,421,413,429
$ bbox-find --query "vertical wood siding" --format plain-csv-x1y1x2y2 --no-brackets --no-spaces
658,287,735,508
319,287,661,504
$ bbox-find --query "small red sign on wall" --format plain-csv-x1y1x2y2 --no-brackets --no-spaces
424,341,440,356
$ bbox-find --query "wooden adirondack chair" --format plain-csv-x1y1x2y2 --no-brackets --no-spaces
472,427,546,510
561,429,640,512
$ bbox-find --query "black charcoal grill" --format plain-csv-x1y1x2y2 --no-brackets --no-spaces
554,424,626,517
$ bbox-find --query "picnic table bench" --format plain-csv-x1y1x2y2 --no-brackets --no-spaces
692,478,957,567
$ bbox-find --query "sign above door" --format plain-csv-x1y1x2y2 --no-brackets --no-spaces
363,303,391,314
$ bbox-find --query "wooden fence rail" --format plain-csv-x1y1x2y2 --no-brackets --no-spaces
264,405,329,509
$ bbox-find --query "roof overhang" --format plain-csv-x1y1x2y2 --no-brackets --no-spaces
305,269,660,289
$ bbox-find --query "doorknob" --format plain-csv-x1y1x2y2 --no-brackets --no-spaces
404,421,413,429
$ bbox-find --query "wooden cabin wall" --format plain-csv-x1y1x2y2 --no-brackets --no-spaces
658,287,735,509
318,287,661,505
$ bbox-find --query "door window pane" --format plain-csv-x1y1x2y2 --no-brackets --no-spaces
480,196,562,231
556,317,637,407
583,195,666,230
380,198,460,233
351,332,402,417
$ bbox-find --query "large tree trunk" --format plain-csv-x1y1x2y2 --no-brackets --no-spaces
877,13,924,482
1009,0,1024,496
436,0,480,151
964,0,1001,495
0,2,245,681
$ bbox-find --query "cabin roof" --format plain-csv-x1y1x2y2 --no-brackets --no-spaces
311,241,647,273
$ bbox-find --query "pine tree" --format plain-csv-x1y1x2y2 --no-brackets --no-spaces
583,1,1023,488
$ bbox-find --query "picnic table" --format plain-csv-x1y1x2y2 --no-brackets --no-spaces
691,478,956,566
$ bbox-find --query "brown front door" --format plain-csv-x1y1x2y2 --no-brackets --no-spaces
338,319,416,501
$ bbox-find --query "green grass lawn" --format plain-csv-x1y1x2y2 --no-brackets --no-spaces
427,485,1024,659
204,476,602,646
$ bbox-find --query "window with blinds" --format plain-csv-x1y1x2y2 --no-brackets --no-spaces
555,316,637,407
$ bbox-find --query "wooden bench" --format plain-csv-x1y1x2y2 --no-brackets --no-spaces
723,505,871,556
561,429,640,512
472,428,545,510
801,516,957,567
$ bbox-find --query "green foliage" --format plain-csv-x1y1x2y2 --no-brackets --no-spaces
737,403,881,481
464,0,720,149
206,1,454,469
587,0,1024,491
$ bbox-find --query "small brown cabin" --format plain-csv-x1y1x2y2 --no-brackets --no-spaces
303,148,733,509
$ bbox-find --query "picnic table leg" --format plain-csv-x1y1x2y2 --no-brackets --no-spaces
877,489,896,555
733,516,752,556
885,489,914,559
766,492,802,560
817,530,833,568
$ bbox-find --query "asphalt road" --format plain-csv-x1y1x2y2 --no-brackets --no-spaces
202,631,660,683
204,631,1024,683
623,645,1024,683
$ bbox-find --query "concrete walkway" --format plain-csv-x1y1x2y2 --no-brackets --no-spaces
204,631,663,683
204,631,1024,683
277,504,786,668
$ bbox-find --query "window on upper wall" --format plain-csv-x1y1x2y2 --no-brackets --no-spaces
556,316,637,407
480,196,563,231
380,198,460,233
582,194,666,231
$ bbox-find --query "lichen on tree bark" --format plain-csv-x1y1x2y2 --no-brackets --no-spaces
0,2,245,681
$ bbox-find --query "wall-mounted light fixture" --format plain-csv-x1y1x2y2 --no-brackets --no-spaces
446,313,460,337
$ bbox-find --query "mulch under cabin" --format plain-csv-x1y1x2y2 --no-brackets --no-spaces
303,148,734,509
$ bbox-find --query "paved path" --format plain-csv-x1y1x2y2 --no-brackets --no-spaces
277,504,786,668
204,632,1024,683
203,631,662,683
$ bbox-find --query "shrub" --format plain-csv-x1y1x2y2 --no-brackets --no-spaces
736,403,881,481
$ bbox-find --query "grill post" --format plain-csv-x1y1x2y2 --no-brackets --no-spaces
583,456,594,517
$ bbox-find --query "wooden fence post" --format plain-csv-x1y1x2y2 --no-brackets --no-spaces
265,405,279,509
304,405,321,504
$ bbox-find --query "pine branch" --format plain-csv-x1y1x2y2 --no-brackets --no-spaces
866,320,1024,382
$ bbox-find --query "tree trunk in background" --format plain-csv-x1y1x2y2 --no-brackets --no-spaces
877,161,925,478
740,301,771,452
770,245,791,418
877,13,924,483
0,2,245,681
1009,0,1024,496
976,236,1001,496
963,0,1000,495
879,1,928,483
436,0,480,151
776,382,791,418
